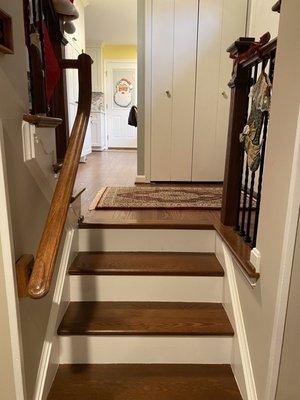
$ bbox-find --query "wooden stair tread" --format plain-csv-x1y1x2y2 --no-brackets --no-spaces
48,364,242,400
79,209,216,229
69,252,224,276
58,302,234,336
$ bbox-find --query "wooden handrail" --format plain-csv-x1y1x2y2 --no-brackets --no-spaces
23,114,63,128
28,53,92,299
240,38,277,69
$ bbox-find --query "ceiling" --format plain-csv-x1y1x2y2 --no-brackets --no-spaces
84,0,137,45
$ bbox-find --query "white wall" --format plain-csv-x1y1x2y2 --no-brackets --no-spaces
85,0,137,45
248,0,279,39
276,213,300,399
0,242,18,400
0,1,75,398
233,2,300,398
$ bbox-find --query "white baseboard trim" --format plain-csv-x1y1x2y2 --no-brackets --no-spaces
216,234,258,400
250,248,261,273
135,175,150,183
33,229,77,400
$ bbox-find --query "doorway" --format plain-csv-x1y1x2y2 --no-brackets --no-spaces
105,60,137,148
72,0,139,218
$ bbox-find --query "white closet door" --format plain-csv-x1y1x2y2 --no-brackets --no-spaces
170,0,198,181
151,0,199,181
214,0,248,180
151,0,174,181
192,0,247,181
192,0,223,181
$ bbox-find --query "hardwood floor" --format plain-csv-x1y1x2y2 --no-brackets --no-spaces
74,151,256,280
74,150,217,228
75,150,137,216
69,252,224,276
48,364,242,400
58,302,234,336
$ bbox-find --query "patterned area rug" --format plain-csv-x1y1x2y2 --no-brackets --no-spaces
91,185,223,210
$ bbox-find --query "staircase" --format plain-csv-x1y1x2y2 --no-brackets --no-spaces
48,227,242,399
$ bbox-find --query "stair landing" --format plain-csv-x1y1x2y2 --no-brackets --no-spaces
47,364,242,400
80,208,217,229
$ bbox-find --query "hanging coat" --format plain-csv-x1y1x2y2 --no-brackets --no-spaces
128,106,138,127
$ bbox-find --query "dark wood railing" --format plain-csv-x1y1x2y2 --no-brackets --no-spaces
27,53,92,299
221,36,277,249
23,0,70,161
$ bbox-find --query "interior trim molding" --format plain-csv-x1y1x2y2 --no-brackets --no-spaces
33,229,76,400
0,119,26,399
143,0,153,182
264,106,300,400
216,234,258,400
135,175,150,184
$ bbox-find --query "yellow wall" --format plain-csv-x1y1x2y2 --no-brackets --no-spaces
102,44,137,60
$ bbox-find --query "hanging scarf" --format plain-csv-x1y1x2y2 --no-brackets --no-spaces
240,71,272,171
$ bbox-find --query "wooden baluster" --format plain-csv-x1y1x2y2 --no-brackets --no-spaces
239,165,249,236
235,61,258,232
221,38,255,226
245,171,256,242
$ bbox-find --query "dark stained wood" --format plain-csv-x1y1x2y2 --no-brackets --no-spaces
73,153,258,280
69,252,224,276
48,364,242,400
58,302,234,336
23,114,62,128
74,150,138,215
34,0,70,161
0,8,14,54
221,39,254,226
70,188,86,204
272,1,281,12
212,212,259,280
240,38,277,69
50,46,69,163
74,151,218,229
27,54,92,299
16,254,34,298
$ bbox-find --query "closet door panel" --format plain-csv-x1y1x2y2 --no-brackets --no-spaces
192,0,223,181
171,0,199,181
150,0,174,181
214,0,248,181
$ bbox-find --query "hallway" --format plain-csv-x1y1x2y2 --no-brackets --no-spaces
75,150,137,215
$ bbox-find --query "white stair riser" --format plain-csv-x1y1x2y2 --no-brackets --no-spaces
78,229,216,252
69,275,223,302
59,336,232,364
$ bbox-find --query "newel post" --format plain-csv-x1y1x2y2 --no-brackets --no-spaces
221,38,255,226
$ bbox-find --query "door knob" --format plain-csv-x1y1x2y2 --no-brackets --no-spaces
165,90,171,98
221,91,228,99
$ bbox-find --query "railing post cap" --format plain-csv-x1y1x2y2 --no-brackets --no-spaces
227,37,256,58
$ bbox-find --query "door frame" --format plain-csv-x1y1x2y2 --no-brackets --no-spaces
103,59,138,148
143,0,153,182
